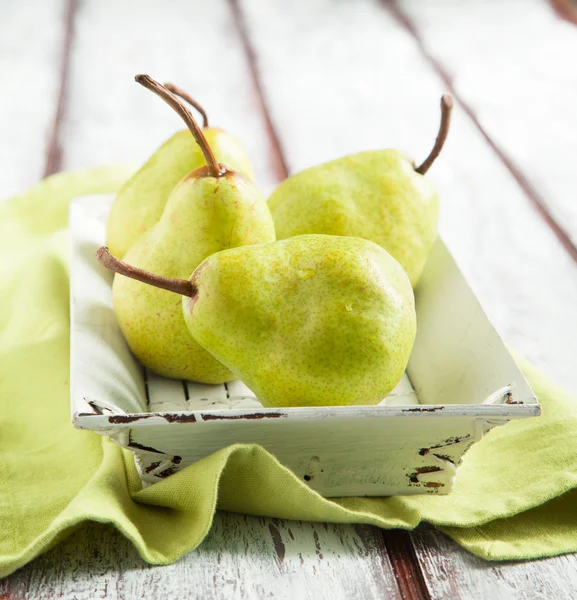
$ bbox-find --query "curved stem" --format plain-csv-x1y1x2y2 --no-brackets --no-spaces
415,94,453,175
135,74,221,177
164,82,209,128
97,247,196,298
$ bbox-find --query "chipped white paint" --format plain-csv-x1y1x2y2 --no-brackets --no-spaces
0,517,402,600
70,194,539,496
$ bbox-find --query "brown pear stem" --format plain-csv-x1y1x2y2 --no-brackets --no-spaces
135,74,222,177
415,94,453,175
163,83,209,128
96,247,196,298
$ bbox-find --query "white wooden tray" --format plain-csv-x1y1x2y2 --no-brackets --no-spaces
70,195,540,497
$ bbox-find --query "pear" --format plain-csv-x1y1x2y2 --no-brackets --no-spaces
108,75,275,383
268,96,453,287
97,234,416,408
106,81,254,259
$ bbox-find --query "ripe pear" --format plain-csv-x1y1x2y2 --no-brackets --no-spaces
106,81,254,259
108,75,275,383
268,96,453,287
98,234,416,407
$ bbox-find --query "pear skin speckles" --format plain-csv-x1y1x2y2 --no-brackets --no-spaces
268,149,439,287
107,128,254,259
185,234,416,407
112,170,275,384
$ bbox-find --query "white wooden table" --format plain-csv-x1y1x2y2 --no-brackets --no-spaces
2,1,577,597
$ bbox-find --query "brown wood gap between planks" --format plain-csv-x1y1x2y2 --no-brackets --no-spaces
35,0,575,598
228,0,288,182
43,0,77,177
550,0,577,25
383,530,433,600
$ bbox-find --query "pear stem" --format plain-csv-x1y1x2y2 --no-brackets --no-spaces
135,74,222,178
163,82,209,128
96,247,196,298
415,94,453,175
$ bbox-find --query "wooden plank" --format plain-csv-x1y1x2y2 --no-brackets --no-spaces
0,0,67,199
411,525,577,600
0,518,402,600
238,0,577,397
59,0,278,193
395,0,577,254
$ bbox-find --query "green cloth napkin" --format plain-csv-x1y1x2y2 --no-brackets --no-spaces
1,168,577,578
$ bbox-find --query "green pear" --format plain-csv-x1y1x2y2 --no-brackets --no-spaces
106,81,254,259
98,234,416,407
268,96,453,287
108,75,275,383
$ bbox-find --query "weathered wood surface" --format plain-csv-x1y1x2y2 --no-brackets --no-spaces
412,526,577,600
0,517,401,600
1,0,577,597
397,0,577,252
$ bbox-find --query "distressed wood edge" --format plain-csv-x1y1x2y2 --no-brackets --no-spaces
72,401,540,430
